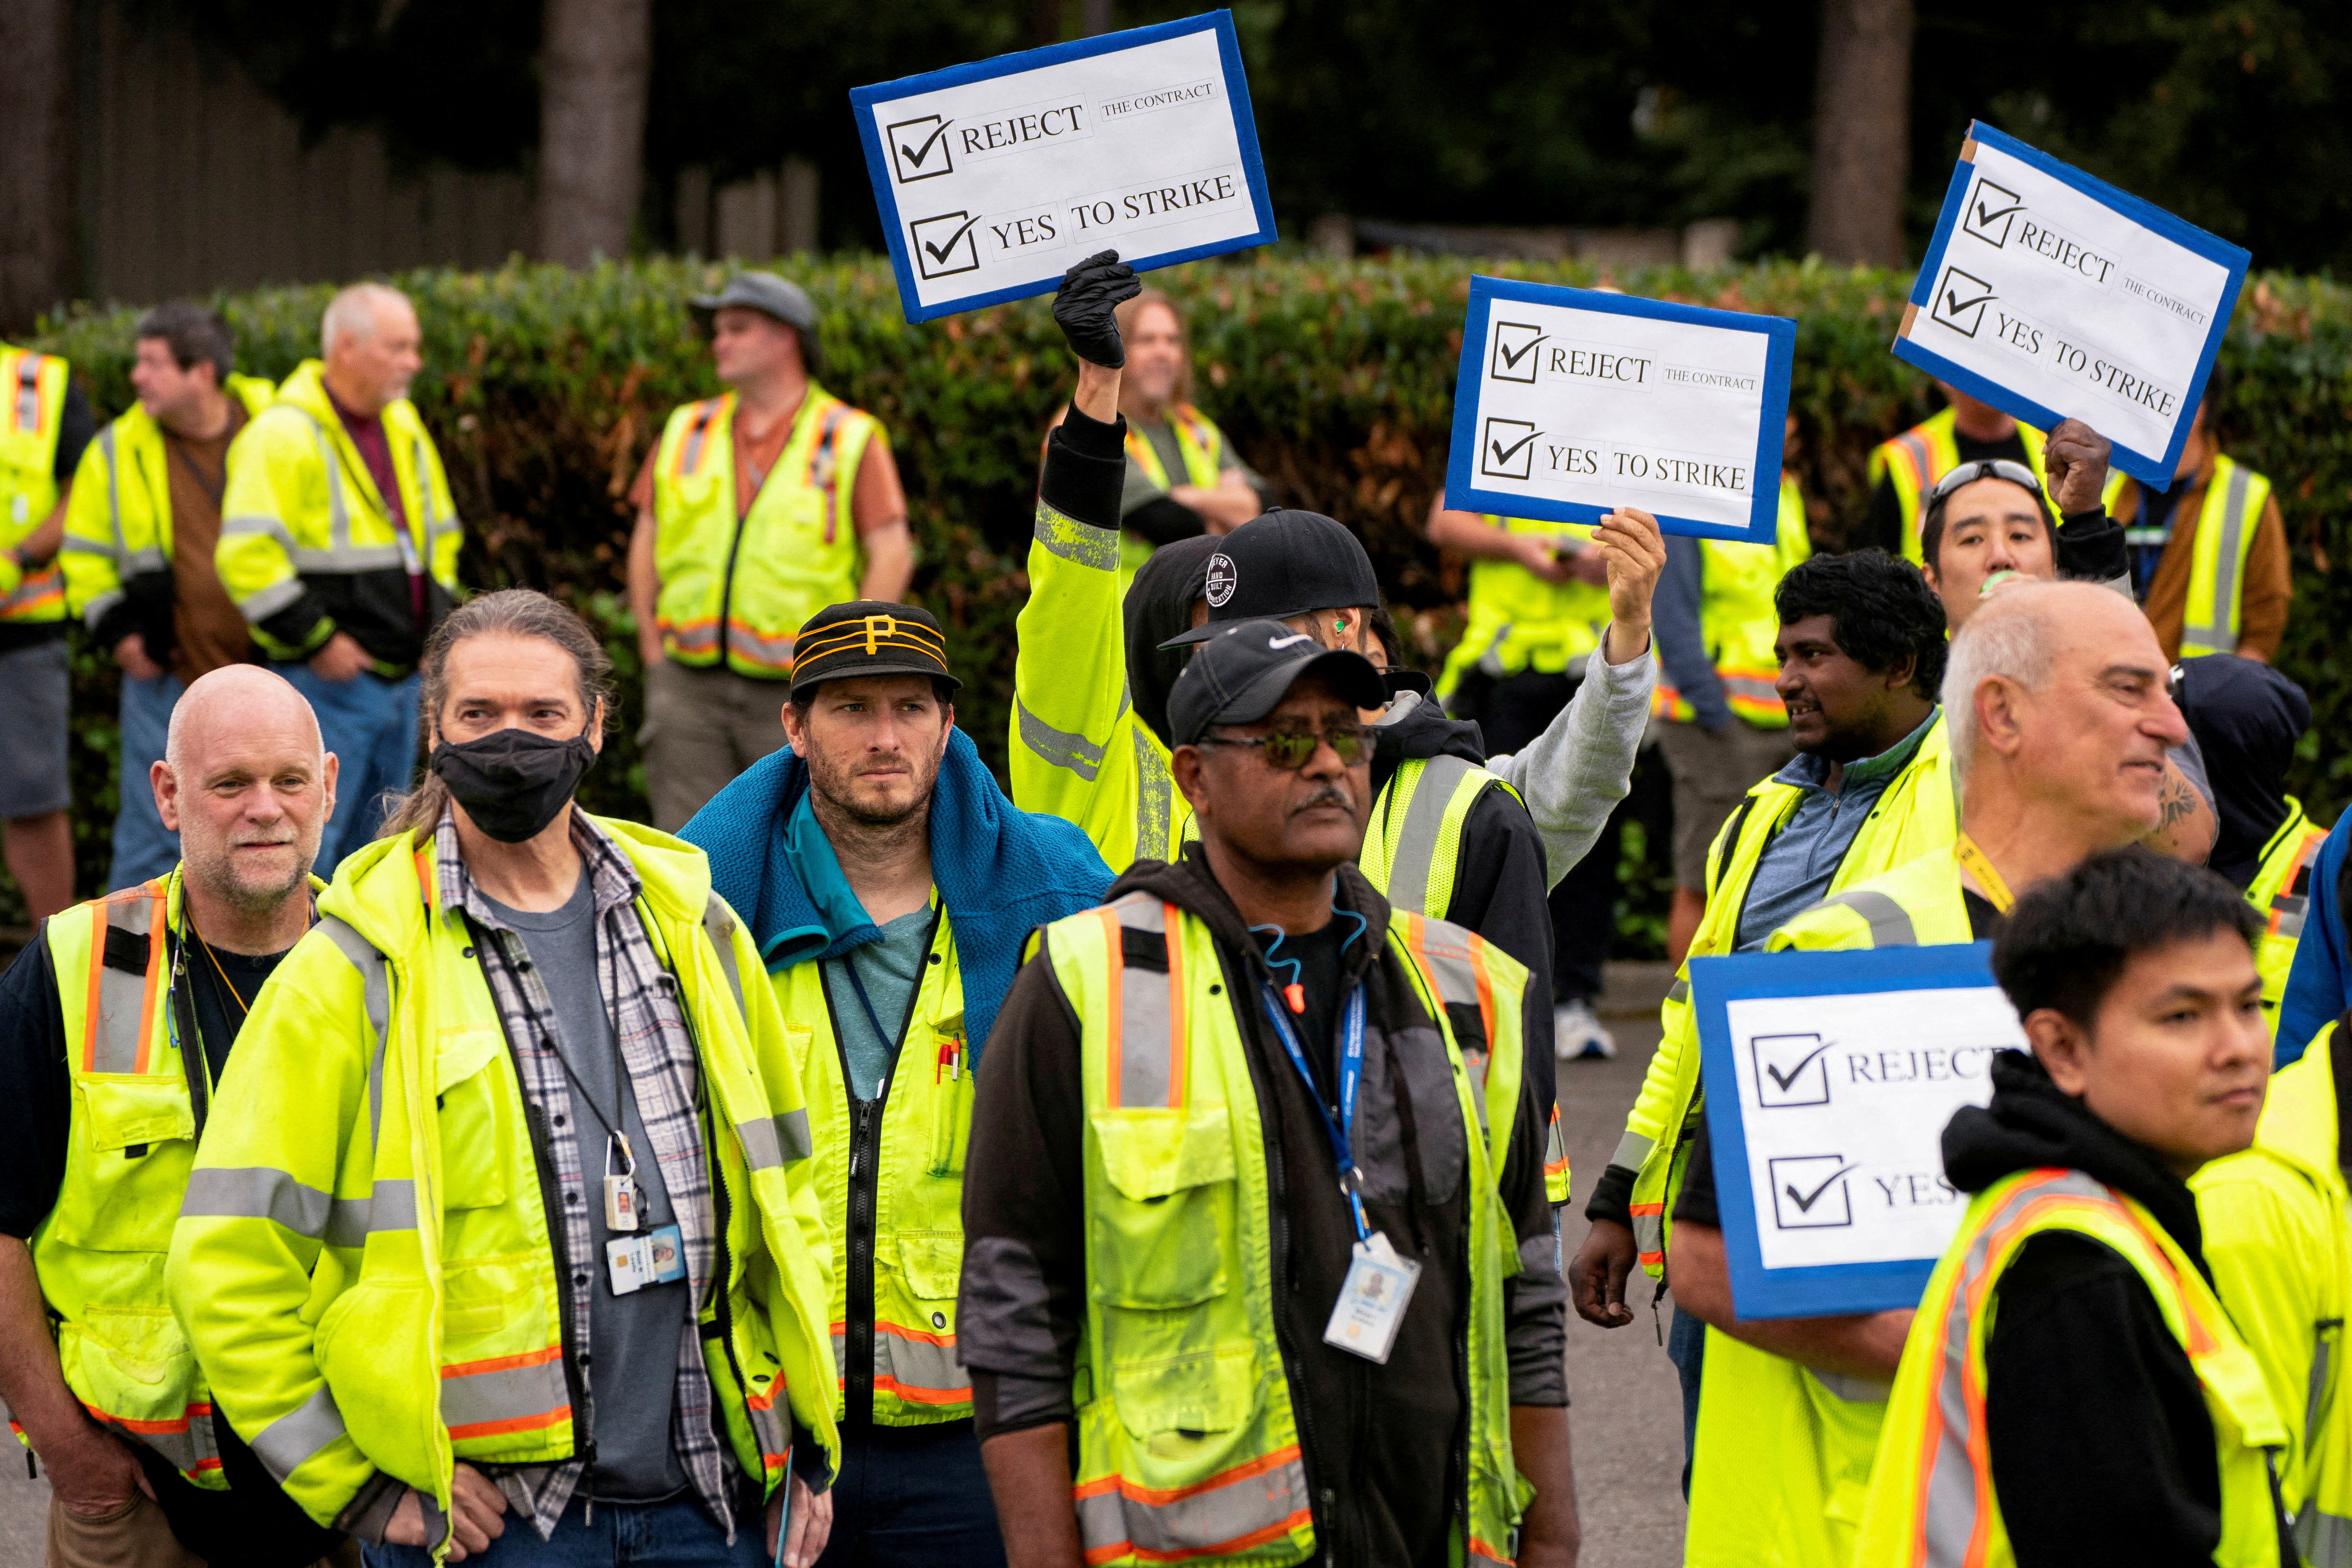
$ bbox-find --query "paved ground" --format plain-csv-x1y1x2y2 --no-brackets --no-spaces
0,963,1689,1568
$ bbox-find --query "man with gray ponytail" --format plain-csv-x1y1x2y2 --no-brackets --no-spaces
172,588,843,1567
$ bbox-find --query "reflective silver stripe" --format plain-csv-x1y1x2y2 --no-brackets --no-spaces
57,535,120,561
877,1324,968,1396
1632,1210,1664,1258
1667,978,1690,1004
1135,729,1175,863
1075,1449,1310,1561
1406,919,1484,1012
79,588,124,629
317,917,392,1171
747,1392,789,1461
2299,1507,2352,1568
681,403,715,473
290,544,405,573
440,1351,568,1434
99,425,123,552
1107,894,1179,1108
309,422,352,551
93,1405,215,1477
220,514,300,550
326,1178,419,1247
1813,888,1917,947
1611,1129,1656,1173
1811,1369,1891,1403
703,895,747,1021
179,1166,334,1236
235,578,305,622
1918,1171,2110,1560
1015,695,1113,782
1032,501,1121,570
250,1384,347,1482
16,356,41,427
1383,755,1476,918
120,547,164,574
2184,461,2254,655
91,891,161,1074
737,1109,811,1171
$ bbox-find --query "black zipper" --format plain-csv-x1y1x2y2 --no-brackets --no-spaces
715,510,751,668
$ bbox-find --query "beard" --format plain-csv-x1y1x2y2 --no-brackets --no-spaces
183,834,314,915
804,747,941,831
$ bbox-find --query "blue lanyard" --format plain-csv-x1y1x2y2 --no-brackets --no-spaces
1260,982,1370,1242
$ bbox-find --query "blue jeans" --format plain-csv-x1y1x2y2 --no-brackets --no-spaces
1668,1303,1707,1500
362,1493,767,1568
815,1419,1004,1568
277,663,421,875
109,671,185,890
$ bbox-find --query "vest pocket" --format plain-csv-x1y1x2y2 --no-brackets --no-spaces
58,1304,200,1428
52,1076,196,1250
435,1029,510,1211
78,1075,195,1154
1087,1108,1236,1310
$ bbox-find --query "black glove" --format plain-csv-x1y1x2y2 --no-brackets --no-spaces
1053,250,1141,368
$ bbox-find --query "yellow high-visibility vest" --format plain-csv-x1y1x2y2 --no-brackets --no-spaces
0,344,73,624
1653,475,1813,727
2247,798,2329,1021
1436,516,1612,699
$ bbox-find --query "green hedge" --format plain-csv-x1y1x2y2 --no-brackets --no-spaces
30,255,2352,949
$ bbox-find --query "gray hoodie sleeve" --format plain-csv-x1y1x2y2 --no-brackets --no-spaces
1485,627,1657,888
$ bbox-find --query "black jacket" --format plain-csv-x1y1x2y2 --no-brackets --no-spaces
1940,1051,2294,1568
959,849,1565,1567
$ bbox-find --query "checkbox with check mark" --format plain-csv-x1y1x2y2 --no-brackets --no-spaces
910,211,983,279
1490,321,1545,384
1768,1154,1857,1230
887,115,955,182
1930,266,1996,339
1479,417,1540,481
1962,178,2022,248
1752,1032,1834,1108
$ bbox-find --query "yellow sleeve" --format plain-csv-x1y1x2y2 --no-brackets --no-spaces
2196,1154,2330,1507
59,434,122,625
218,409,335,657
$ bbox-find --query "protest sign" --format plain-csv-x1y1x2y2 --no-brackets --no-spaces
1897,122,2250,487
1692,942,2027,1319
851,12,1275,323
1443,276,1796,543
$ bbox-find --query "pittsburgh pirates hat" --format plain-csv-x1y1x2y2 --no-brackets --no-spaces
1167,618,1387,746
789,601,962,701
1159,509,1383,647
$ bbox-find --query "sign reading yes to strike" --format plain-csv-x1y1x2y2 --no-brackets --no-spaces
1897,122,2250,487
851,12,1275,323
1444,276,1797,544
1691,942,2027,1320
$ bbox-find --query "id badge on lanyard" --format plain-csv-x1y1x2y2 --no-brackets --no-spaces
1260,983,1421,1364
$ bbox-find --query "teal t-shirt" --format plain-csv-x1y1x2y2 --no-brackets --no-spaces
781,791,935,1100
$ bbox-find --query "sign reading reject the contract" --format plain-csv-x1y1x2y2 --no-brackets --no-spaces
1898,122,2250,487
851,12,1275,323
1444,276,1796,543
1692,943,2026,1320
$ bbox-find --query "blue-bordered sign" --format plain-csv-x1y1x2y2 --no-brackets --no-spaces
1443,275,1796,543
1896,122,2250,489
851,12,1276,324
1691,942,2025,1320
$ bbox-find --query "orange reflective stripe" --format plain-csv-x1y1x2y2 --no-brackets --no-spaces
673,398,724,480
2271,833,2324,936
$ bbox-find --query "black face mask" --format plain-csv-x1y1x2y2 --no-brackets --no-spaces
430,725,598,844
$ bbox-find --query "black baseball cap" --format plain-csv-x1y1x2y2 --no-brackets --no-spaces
1167,618,1387,746
1159,510,1382,648
789,601,962,701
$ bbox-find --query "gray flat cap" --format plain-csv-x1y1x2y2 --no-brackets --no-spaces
689,272,817,334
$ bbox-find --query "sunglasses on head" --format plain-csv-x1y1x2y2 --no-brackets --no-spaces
1196,723,1370,770
1928,459,2044,503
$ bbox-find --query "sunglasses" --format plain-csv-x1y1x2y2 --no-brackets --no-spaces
1196,724,1370,770
1927,458,2044,502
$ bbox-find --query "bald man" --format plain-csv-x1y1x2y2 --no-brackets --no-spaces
0,666,347,1568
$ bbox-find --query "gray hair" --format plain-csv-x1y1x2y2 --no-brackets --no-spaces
321,282,412,358
1941,579,2058,789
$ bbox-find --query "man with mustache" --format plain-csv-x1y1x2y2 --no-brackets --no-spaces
0,665,347,1567
1665,580,2195,1568
963,620,1575,1566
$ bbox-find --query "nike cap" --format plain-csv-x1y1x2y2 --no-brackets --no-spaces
1159,509,1382,647
1167,618,1387,747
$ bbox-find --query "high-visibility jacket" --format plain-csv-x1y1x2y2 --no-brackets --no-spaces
168,819,840,1533
1118,403,1228,578
1682,847,1974,1568
217,360,462,671
0,344,73,625
1653,475,1813,726
1858,1167,2290,1567
2196,1021,2352,1564
1435,517,1612,700
60,376,277,637
1867,407,2125,564
777,901,974,1425
1619,713,1955,1280
2143,454,2274,659
649,386,883,678
2248,798,2330,1022
20,867,318,1490
1040,892,1530,1566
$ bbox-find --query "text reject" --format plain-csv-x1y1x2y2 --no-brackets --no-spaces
1896,121,2249,487
852,11,1276,323
1443,275,1795,544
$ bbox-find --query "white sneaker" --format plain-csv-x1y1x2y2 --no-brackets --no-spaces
1554,998,1617,1061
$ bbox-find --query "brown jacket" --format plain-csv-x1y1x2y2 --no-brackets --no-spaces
2112,447,2293,661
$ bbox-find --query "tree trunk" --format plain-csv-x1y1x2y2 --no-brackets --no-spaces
536,0,653,268
0,0,76,331
1806,0,1914,266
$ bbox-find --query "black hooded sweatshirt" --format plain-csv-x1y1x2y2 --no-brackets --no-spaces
1940,1051,2293,1568
960,848,1566,1566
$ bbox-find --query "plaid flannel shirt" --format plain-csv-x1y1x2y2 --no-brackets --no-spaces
438,809,736,1539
